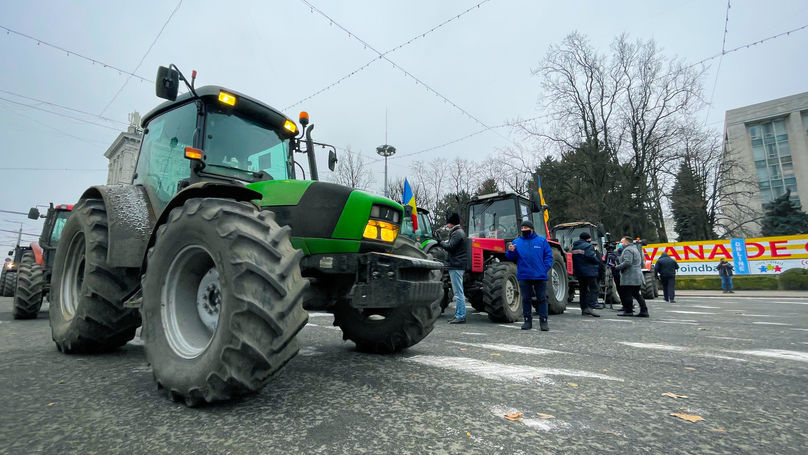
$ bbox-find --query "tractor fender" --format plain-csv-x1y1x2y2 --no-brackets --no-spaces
30,242,43,266
78,185,155,268
421,239,439,253
143,182,263,267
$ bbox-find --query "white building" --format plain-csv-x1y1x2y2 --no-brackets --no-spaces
105,112,142,184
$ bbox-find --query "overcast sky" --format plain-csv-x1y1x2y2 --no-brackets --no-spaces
0,0,806,248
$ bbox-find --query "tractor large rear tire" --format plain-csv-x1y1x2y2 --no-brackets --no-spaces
2,270,17,297
483,262,521,323
141,199,308,406
333,236,441,354
12,251,45,319
547,250,568,315
641,272,657,299
49,199,141,353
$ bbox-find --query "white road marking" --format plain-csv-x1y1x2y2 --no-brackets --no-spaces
404,355,622,383
461,332,486,336
657,321,698,325
498,324,523,330
618,341,688,351
298,346,323,356
773,301,808,305
491,406,570,432
706,336,754,341
448,341,564,356
566,308,581,312
601,319,634,323
658,319,698,323
751,322,792,326
698,353,747,362
666,310,717,315
790,328,808,332
687,305,719,309
729,349,808,363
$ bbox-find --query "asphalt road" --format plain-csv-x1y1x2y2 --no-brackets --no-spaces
1,294,807,455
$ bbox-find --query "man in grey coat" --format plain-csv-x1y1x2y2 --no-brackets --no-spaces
614,236,649,317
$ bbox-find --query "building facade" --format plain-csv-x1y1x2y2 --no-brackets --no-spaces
723,92,808,235
105,112,142,184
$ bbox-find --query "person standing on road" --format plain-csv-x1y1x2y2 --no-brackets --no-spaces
717,259,735,294
654,252,679,302
614,236,649,317
571,232,601,317
506,220,554,331
442,212,468,324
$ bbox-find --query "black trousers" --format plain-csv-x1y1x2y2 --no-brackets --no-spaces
577,276,599,310
618,285,647,314
660,276,676,301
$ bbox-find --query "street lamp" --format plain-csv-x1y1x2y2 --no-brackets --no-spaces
376,144,396,198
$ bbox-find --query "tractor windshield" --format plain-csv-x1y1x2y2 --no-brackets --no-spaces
400,212,433,241
203,108,291,182
50,210,71,246
467,198,519,239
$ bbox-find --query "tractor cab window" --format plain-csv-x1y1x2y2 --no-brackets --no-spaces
50,211,71,245
555,227,592,250
419,213,433,238
467,198,519,239
400,212,432,241
134,102,197,210
203,108,291,182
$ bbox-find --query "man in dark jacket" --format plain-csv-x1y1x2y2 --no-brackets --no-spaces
717,259,734,293
505,220,554,331
442,212,468,324
654,252,679,302
571,232,601,317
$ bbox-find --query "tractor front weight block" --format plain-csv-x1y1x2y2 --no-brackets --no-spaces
348,252,443,309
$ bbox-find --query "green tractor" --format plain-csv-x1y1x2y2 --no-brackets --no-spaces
48,65,443,406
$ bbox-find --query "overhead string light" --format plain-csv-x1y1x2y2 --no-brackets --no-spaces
0,25,153,83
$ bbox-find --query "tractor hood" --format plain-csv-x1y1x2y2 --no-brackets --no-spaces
247,180,404,255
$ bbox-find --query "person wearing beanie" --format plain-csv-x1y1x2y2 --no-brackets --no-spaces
441,212,468,324
571,232,601,317
505,220,554,331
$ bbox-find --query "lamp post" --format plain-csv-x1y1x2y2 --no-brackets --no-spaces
376,144,396,198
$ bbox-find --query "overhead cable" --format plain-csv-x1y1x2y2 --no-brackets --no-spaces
99,0,182,115
285,0,491,110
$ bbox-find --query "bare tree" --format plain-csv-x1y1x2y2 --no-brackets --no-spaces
331,146,375,191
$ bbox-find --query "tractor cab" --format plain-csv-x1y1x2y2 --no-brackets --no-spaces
551,221,609,253
400,207,436,243
136,66,338,213
466,192,549,241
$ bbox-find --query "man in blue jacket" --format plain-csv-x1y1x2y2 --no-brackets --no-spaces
506,220,554,331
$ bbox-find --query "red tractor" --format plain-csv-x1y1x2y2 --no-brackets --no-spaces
6,204,73,319
461,192,570,322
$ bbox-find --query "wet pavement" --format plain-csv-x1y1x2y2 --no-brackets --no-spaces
1,293,807,454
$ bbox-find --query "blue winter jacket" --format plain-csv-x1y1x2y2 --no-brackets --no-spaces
505,232,554,280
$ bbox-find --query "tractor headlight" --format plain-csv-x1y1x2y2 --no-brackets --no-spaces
363,220,399,243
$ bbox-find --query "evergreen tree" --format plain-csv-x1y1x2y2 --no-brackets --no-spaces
761,189,808,236
475,178,499,196
671,162,714,240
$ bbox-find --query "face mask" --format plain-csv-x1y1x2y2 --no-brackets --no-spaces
521,230,531,237
617,243,623,250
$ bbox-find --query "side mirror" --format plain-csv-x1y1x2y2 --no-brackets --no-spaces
8,250,13,256
328,149,338,171
28,207,40,220
156,66,179,101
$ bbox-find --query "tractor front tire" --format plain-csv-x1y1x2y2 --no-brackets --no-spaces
547,250,568,315
12,251,45,319
141,198,308,406
2,270,17,297
641,272,657,299
49,199,141,353
483,262,521,323
333,237,441,354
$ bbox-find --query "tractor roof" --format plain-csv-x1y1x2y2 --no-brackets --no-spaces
141,85,290,130
552,221,598,230
470,191,525,202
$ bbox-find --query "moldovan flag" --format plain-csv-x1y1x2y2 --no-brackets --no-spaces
537,174,549,225
402,178,418,230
